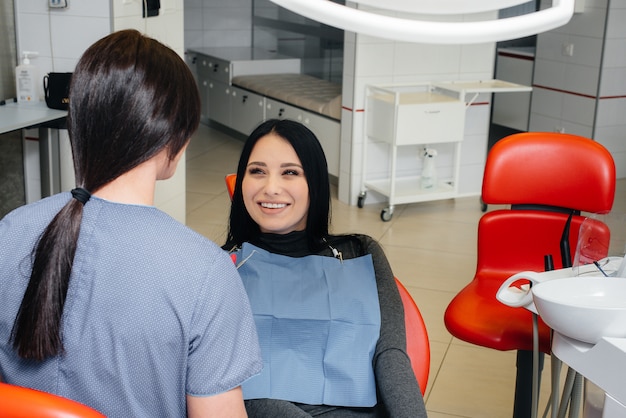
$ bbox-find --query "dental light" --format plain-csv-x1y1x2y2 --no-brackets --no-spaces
269,0,575,44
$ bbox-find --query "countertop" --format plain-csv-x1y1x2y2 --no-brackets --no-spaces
188,46,296,62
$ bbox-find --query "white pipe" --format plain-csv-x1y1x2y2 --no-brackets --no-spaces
270,0,575,44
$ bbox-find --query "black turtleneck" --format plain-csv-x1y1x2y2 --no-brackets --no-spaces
248,230,366,260
250,230,312,257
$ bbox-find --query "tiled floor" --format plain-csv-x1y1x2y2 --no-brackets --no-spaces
185,123,626,418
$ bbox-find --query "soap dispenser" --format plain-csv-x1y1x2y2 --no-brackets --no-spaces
16,51,40,104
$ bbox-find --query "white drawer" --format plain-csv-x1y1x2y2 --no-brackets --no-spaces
367,92,465,145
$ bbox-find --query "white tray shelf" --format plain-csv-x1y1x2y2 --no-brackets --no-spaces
364,177,457,205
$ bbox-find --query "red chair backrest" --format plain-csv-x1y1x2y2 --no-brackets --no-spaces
395,278,430,395
0,382,105,418
482,132,615,212
225,173,237,200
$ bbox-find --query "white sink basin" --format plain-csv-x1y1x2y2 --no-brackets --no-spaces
532,277,626,344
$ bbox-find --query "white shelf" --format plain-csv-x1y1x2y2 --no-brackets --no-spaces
365,177,457,205
433,79,533,95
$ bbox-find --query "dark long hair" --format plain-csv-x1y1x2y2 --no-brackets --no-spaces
225,119,331,251
11,30,200,360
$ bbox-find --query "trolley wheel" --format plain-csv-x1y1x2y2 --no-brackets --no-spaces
380,208,393,222
357,191,367,209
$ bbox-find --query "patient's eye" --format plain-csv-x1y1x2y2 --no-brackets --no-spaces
247,166,265,175
283,168,302,176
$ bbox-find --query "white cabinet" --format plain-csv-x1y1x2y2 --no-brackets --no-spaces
304,112,341,179
191,47,300,130
207,80,231,127
265,98,300,120
196,57,212,124
230,87,265,135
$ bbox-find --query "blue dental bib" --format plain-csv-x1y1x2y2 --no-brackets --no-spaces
234,242,381,407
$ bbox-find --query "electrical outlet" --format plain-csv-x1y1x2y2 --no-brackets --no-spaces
49,0,68,8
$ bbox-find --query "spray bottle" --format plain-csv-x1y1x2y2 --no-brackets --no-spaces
420,147,438,190
16,51,40,104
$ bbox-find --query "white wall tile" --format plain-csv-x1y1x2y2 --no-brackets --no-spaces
183,0,252,50
529,113,563,133
55,1,110,17
563,63,601,97
460,44,496,75
464,104,491,136
341,74,355,109
14,13,52,61
457,163,484,196
339,125,354,175
354,43,395,77
394,43,461,76
112,0,141,18
563,5,609,38
531,0,626,177
460,134,488,166
600,66,626,97
561,93,596,126
146,12,184,52
51,16,110,60
113,15,146,33
184,6,203,30
201,30,251,48
559,119,593,136
52,57,81,73
594,124,626,154
582,0,608,9
566,34,604,66
533,59,566,89
602,38,626,68
535,31,568,61
596,98,626,128
530,88,564,120
595,129,626,178
15,0,49,13
606,9,626,38
202,7,250,31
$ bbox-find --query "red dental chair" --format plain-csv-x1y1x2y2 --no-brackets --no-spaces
444,132,615,417
0,382,105,418
225,173,431,395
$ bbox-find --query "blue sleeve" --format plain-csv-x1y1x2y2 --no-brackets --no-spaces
186,248,262,396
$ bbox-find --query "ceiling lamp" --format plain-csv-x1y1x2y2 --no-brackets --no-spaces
269,0,575,44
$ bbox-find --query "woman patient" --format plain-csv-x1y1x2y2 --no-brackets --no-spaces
224,119,428,417
0,30,261,417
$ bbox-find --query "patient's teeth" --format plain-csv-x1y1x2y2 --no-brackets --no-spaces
261,202,286,209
